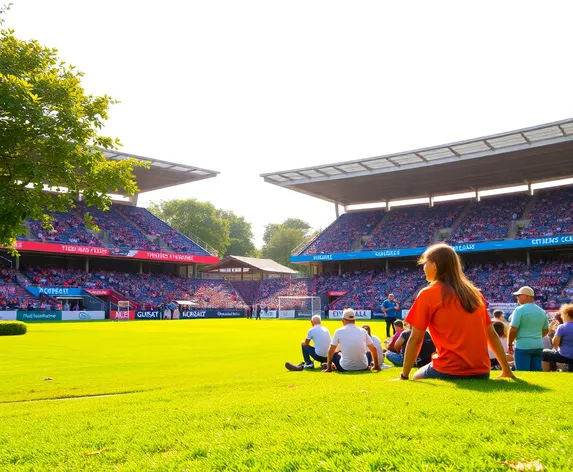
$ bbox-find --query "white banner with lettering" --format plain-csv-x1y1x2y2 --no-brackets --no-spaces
329,310,372,320
262,310,277,319
61,310,106,321
0,311,18,320
278,309,295,319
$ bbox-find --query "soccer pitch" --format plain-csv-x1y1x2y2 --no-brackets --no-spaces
1,320,572,471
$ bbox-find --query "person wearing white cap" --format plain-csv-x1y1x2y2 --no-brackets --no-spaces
323,308,380,372
508,286,549,371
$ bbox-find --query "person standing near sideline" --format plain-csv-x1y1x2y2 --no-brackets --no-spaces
508,286,549,372
381,293,400,338
399,243,514,381
256,304,261,320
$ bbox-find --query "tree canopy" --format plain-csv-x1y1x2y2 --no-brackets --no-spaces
0,11,143,247
261,218,313,270
217,210,257,257
149,199,231,257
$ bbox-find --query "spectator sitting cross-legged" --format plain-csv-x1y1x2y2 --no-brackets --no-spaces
323,308,380,372
400,243,515,381
285,315,331,371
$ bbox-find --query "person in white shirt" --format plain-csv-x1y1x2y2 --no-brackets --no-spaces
285,315,331,371
324,308,380,372
362,324,386,368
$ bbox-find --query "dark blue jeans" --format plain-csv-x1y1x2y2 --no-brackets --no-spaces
331,352,371,372
514,348,543,371
417,363,490,380
301,344,327,365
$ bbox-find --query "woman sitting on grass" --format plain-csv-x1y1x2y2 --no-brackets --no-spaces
399,243,515,381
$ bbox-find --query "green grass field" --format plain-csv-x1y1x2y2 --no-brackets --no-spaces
1,320,572,471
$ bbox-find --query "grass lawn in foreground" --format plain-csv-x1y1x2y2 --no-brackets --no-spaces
0,319,572,471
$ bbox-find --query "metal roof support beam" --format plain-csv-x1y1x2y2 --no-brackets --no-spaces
528,182,534,196
335,203,340,218
332,166,348,174
386,158,401,167
414,153,429,163
483,140,495,150
520,133,532,145
448,147,461,157
475,190,480,202
429,196,435,208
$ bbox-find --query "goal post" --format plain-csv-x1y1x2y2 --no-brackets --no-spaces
116,300,131,321
278,296,321,319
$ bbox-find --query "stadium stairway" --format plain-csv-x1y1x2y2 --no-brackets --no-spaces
448,200,474,235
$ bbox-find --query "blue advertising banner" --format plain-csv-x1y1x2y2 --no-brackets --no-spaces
25,286,85,297
135,310,162,320
180,309,245,319
291,235,573,263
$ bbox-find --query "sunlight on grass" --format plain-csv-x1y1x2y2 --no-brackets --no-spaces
0,320,572,471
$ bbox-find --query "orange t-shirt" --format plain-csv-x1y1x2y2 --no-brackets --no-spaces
405,283,491,376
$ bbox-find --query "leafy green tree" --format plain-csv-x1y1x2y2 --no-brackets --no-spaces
263,218,311,245
0,10,143,248
261,227,305,269
217,210,256,257
149,199,230,256
260,217,313,271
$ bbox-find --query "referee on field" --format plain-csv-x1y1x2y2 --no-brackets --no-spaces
381,293,400,338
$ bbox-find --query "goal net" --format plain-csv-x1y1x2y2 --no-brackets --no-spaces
278,296,321,319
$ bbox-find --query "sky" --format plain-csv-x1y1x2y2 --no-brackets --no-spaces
6,1,573,248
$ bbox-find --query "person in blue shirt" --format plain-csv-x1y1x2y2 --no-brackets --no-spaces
508,286,549,371
381,293,400,338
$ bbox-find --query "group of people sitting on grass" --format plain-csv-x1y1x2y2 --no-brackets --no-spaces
286,242,573,379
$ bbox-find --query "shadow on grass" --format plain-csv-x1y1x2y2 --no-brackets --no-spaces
439,378,551,393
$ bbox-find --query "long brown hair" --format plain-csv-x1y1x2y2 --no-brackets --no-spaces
419,243,483,313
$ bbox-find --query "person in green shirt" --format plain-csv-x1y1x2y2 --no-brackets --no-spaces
508,286,549,371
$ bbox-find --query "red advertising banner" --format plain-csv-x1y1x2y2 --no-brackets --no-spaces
86,289,111,296
110,310,135,320
13,241,218,265
328,291,349,297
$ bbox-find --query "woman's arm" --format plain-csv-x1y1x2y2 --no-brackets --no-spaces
400,327,425,379
487,324,515,379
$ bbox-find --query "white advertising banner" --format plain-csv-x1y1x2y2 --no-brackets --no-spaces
278,309,295,319
401,309,410,319
0,311,18,320
61,310,105,321
329,310,372,320
262,310,277,319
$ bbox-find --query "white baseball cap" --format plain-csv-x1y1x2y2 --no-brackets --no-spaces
342,308,355,320
512,286,535,297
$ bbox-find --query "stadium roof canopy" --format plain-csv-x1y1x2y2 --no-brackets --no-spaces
261,118,573,205
100,148,219,193
202,255,298,275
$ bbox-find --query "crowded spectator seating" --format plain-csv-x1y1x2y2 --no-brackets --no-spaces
118,205,210,255
0,268,54,310
302,211,383,255
18,202,214,255
229,280,261,306
450,194,528,244
519,187,573,238
23,267,246,309
465,260,572,309
254,278,313,310
364,202,465,250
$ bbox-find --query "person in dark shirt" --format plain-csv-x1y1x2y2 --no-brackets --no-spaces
386,329,435,367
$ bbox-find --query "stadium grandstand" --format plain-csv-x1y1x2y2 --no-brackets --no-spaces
4,120,573,320
258,118,573,316
0,148,254,318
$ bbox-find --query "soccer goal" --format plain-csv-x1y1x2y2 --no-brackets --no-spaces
278,296,321,319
